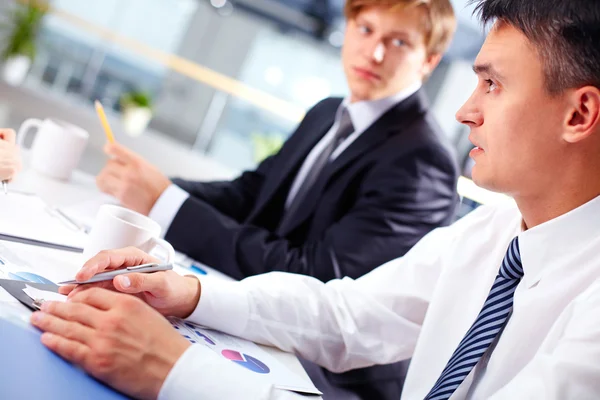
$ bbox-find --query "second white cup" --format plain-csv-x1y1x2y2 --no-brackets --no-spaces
85,204,175,264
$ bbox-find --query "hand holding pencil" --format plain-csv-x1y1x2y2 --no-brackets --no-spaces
0,128,22,192
93,100,171,215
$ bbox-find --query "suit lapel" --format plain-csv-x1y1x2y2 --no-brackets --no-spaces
278,90,430,235
249,101,341,220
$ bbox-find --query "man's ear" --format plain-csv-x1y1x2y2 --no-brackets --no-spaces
562,86,600,144
421,53,443,79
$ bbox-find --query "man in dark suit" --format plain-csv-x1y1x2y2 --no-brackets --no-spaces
95,0,458,398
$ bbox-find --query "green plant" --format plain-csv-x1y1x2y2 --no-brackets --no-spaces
120,90,153,110
0,0,48,61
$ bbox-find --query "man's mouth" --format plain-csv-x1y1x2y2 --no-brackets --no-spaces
353,67,381,81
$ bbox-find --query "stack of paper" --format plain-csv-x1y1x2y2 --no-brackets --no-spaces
0,192,87,252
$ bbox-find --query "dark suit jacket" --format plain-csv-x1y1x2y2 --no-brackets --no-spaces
167,90,459,399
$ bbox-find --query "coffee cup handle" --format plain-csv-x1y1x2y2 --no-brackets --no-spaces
148,237,175,264
17,118,43,149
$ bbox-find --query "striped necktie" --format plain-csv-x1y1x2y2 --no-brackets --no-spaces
425,237,524,400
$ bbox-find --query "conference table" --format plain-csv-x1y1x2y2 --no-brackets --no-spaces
1,162,318,397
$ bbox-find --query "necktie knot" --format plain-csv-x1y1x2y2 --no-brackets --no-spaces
498,237,524,280
334,108,354,145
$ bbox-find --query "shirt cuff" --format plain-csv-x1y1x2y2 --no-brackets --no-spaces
158,344,276,400
186,278,250,337
149,184,190,238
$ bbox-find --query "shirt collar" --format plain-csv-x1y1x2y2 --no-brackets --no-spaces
518,195,600,288
338,81,422,135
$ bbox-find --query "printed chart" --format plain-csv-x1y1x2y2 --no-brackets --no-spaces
222,350,271,374
0,255,55,284
167,318,321,395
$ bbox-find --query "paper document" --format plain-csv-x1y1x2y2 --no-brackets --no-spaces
0,192,87,252
169,318,322,395
0,241,83,284
172,251,235,282
23,285,67,303
59,194,118,233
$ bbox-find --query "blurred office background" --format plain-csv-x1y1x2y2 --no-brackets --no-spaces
0,0,495,215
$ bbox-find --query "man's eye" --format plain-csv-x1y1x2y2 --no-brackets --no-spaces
485,79,498,93
358,25,371,35
391,39,406,47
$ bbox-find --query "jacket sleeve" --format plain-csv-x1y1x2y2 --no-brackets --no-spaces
169,98,335,223
171,154,275,223
165,148,458,281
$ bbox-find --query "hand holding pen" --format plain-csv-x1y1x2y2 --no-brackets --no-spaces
0,128,22,194
58,247,201,319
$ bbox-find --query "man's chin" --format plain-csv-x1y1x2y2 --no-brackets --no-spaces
471,170,492,190
348,83,380,102
471,172,504,195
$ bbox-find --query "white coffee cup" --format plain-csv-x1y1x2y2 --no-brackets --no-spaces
17,118,89,180
85,204,175,263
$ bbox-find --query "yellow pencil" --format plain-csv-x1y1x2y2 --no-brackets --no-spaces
94,100,116,143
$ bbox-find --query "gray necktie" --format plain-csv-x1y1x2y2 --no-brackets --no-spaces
280,108,355,230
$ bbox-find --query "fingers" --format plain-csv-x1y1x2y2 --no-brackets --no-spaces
96,160,134,198
96,174,120,197
39,300,102,328
0,163,20,181
68,287,127,310
58,284,77,295
103,142,137,163
77,247,157,282
103,159,129,175
95,166,125,197
0,134,21,181
0,128,16,143
66,280,116,299
31,308,95,345
113,271,169,296
40,332,90,366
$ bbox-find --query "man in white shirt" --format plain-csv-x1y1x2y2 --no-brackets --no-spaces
31,0,600,399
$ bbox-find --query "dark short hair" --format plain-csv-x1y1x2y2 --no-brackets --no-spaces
472,0,600,94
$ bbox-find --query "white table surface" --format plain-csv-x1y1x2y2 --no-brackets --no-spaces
5,164,316,391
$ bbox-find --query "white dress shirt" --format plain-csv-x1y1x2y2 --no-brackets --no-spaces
149,82,422,235
159,195,600,399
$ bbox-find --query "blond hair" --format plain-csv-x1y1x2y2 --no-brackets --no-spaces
344,0,457,56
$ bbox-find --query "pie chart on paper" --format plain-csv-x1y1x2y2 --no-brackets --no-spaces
7,271,55,285
221,350,271,374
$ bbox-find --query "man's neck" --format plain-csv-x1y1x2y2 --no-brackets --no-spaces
348,81,422,104
516,184,600,229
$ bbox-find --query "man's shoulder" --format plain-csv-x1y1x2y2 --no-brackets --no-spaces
379,113,458,174
377,93,450,154
306,97,344,115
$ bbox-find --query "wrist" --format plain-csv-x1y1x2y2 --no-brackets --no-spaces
148,335,191,400
177,276,201,319
153,177,172,205
144,178,172,216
